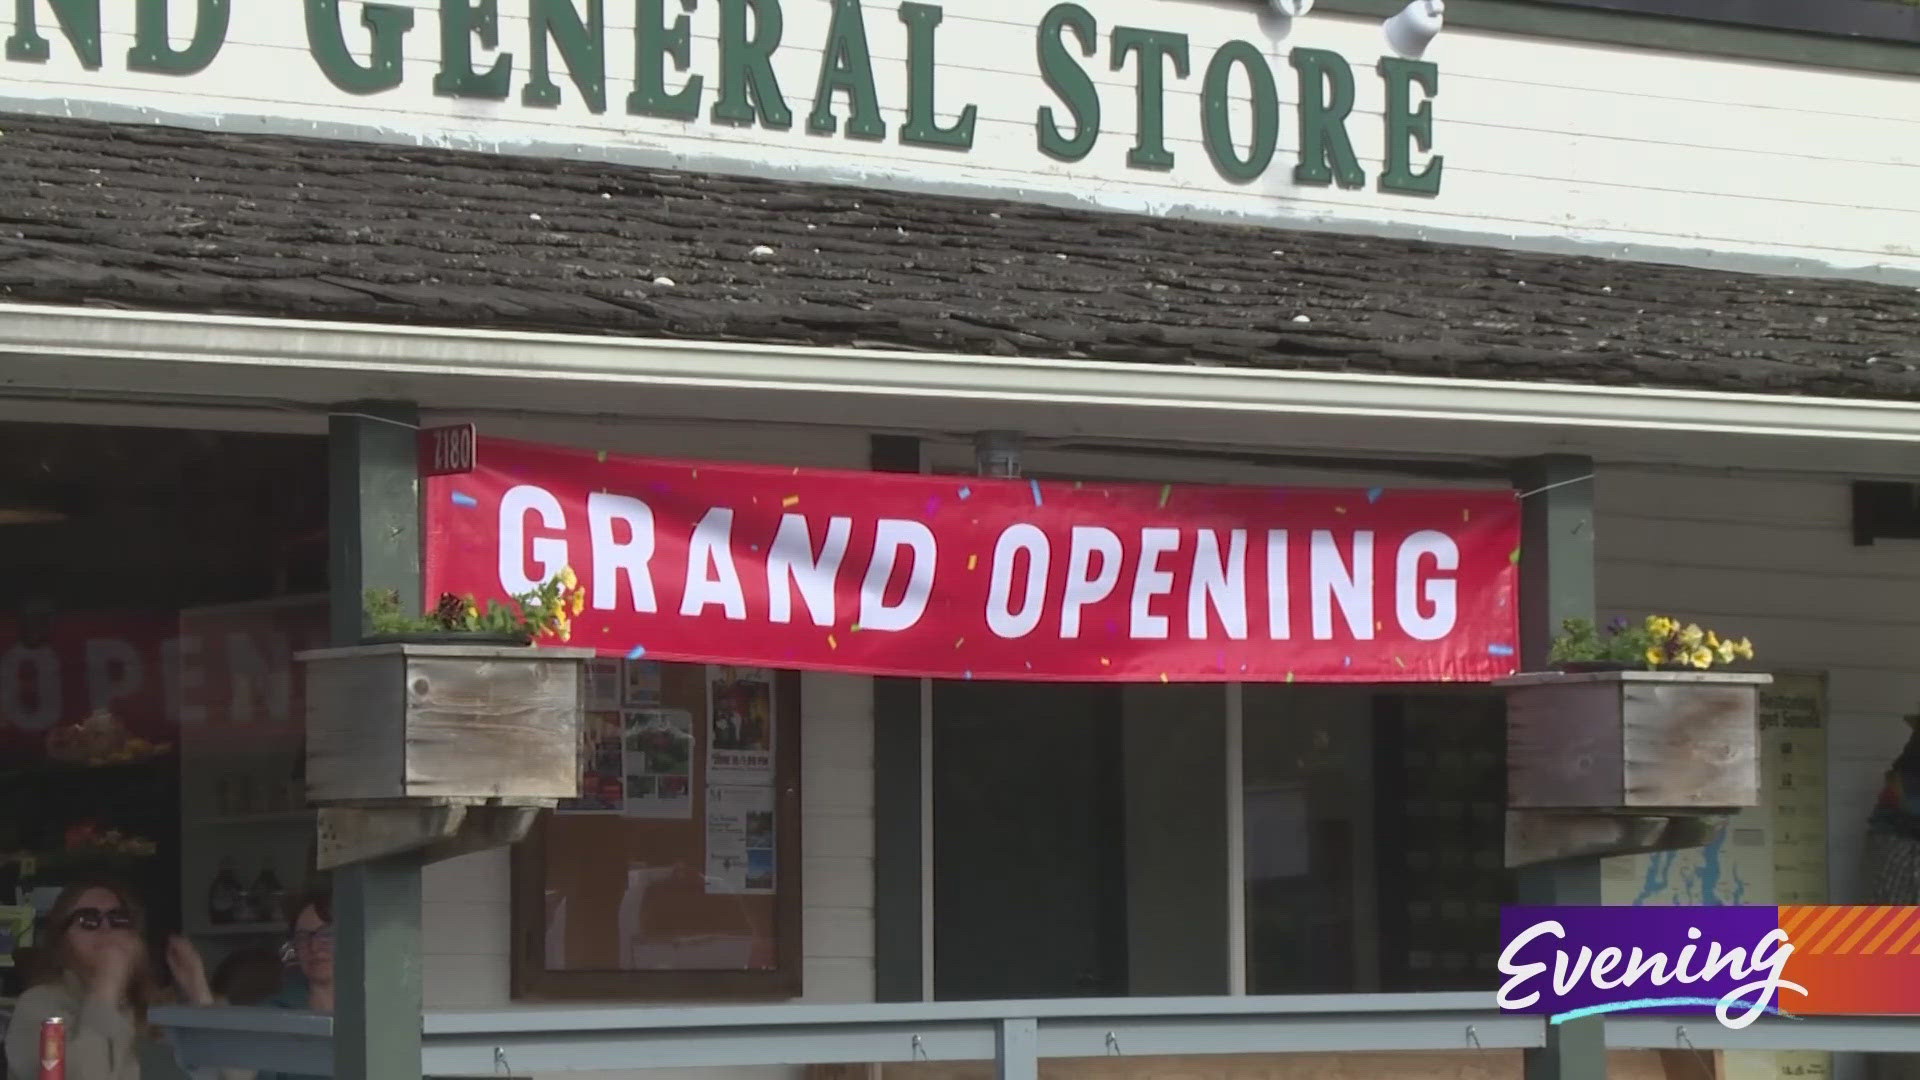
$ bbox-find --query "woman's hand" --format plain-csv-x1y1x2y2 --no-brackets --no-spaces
88,932,141,1005
167,934,216,1005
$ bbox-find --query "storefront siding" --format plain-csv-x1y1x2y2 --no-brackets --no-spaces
4,3,1917,278
1594,466,1920,903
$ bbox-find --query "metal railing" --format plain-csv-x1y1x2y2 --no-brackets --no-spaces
151,994,1920,1077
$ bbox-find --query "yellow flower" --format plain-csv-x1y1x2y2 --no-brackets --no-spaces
559,566,579,590
570,591,586,616
1678,623,1705,648
1706,630,1721,649
466,604,479,619
1689,646,1714,670
1645,615,1676,638
1715,639,1737,664
1733,637,1755,661
1645,647,1665,668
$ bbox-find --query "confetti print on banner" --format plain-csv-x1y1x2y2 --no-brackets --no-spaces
627,644,648,660
924,496,941,517
1488,643,1516,657
954,637,965,649
595,450,608,463
1158,484,1172,509
782,495,800,508
1030,479,1044,506
958,486,972,501
967,554,978,571
450,491,478,508
1367,488,1384,504
827,634,838,650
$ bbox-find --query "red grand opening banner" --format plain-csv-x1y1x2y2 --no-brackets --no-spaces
423,438,1521,683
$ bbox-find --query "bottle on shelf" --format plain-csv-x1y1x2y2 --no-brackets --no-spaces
207,857,243,926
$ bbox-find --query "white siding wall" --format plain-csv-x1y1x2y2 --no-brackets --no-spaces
1595,467,1920,901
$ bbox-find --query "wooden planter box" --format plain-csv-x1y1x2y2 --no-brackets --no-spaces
298,642,596,805
1499,670,1772,812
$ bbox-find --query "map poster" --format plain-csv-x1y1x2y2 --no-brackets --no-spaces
1601,671,1829,1080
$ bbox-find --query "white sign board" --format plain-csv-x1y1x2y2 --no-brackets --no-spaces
1,0,1915,275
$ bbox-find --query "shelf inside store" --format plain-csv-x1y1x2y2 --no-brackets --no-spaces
189,810,315,829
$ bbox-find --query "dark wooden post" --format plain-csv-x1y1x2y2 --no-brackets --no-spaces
327,402,426,1080
1512,454,1606,1080
870,434,925,1003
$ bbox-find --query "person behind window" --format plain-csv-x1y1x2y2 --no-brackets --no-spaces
247,888,332,1080
3,880,215,1080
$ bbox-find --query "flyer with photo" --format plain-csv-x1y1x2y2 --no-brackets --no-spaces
623,658,662,707
558,711,625,813
707,666,774,786
622,708,694,819
705,784,775,894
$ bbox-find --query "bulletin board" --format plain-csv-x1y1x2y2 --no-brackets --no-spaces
510,661,802,1001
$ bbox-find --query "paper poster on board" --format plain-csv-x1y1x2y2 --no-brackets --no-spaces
706,784,775,894
707,666,774,786
623,659,662,707
558,711,624,813
621,708,694,819
583,658,622,712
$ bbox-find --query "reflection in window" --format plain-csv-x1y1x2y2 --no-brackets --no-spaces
1242,687,1509,994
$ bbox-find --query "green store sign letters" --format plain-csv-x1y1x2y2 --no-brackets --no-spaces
6,0,1444,195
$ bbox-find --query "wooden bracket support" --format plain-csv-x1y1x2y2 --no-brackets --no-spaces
317,800,550,870
1506,809,1731,869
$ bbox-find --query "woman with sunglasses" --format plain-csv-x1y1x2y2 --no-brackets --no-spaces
3,880,216,1080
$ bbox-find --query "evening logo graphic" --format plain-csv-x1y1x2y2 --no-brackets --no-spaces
1498,906,1920,1027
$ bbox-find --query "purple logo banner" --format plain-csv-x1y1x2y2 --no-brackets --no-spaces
1498,905,1801,1028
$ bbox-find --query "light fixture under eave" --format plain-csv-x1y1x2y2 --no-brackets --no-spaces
1260,0,1314,39
1383,0,1445,59
0,507,67,525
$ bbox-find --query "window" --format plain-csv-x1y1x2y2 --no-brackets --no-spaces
1241,685,1511,995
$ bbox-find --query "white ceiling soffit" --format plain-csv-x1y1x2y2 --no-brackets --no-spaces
0,304,1917,476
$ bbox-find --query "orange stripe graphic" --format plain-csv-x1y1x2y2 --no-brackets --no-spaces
1837,907,1897,955
1808,907,1865,955
1863,908,1914,956
1797,899,1843,949
1791,906,1844,950
1780,906,1818,939
1890,913,1920,956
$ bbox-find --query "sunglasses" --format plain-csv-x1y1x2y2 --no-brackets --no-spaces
290,927,334,950
65,907,134,932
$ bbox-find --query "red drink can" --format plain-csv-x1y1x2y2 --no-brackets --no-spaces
39,1016,66,1080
